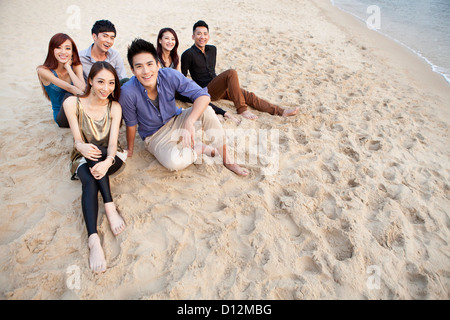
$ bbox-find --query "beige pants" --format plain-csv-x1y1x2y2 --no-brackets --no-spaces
144,106,224,171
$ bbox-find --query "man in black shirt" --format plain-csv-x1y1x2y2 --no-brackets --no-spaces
181,20,299,120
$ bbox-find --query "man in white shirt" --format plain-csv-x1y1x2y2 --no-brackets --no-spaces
79,20,128,84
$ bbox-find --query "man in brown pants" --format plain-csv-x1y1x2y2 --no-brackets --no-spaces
181,20,299,120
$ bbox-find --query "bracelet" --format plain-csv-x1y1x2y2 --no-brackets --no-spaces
75,141,83,150
107,156,116,164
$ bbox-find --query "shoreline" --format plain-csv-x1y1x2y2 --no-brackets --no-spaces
316,0,450,121
328,0,450,85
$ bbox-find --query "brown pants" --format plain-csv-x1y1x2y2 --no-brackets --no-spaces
206,69,284,116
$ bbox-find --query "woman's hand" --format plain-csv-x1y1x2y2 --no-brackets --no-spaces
76,142,102,161
64,57,73,70
90,159,112,180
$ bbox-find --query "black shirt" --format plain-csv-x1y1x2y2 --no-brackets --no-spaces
181,44,217,88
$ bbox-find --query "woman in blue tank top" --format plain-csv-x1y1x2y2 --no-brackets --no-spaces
37,33,86,127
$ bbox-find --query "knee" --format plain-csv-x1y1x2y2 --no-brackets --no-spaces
203,105,216,118
200,105,221,126
161,147,196,171
78,167,98,189
227,69,238,79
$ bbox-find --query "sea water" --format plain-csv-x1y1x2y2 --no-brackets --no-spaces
330,0,450,83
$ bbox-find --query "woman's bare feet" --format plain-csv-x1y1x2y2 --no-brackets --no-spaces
104,202,126,236
282,107,299,117
240,110,258,120
224,163,249,176
88,233,106,273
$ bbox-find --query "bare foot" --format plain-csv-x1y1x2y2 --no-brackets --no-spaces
224,112,241,125
240,110,258,120
88,233,106,273
282,107,299,117
224,163,249,176
194,143,217,157
104,202,126,236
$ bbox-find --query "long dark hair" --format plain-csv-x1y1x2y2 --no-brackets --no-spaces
38,33,82,100
41,33,81,71
81,61,121,102
156,28,180,69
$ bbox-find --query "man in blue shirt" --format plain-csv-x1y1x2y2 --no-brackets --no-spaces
119,38,248,176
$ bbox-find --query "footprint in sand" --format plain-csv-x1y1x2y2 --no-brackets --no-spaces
319,193,340,219
297,256,322,275
320,164,336,184
366,140,382,151
276,213,302,237
341,146,360,162
294,129,309,145
406,264,429,299
323,228,354,261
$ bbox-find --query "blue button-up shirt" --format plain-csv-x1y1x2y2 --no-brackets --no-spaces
119,68,210,140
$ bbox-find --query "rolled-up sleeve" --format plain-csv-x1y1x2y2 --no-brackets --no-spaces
119,85,138,127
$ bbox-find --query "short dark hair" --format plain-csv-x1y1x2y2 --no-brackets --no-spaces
193,20,209,33
92,20,116,36
127,38,158,69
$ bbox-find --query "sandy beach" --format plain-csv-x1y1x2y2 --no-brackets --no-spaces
0,0,449,300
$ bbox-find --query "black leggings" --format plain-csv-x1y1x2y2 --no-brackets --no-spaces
77,145,123,236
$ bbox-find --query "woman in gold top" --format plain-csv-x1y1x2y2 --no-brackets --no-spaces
64,61,126,273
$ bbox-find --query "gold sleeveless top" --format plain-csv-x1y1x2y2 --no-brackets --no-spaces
70,97,123,175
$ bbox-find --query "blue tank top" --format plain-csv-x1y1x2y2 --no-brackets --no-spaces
44,69,69,121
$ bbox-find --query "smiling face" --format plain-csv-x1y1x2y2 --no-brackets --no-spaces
54,39,72,64
192,26,209,51
131,52,159,89
89,68,116,100
93,31,115,53
159,31,177,53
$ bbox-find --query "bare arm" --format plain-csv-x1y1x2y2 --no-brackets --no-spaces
125,125,137,157
176,61,182,73
182,95,211,148
37,67,84,96
64,96,102,161
65,63,86,92
106,101,122,158
89,101,122,178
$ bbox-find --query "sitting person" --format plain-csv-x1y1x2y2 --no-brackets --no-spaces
156,27,239,124
79,19,129,85
37,33,86,127
156,27,182,72
119,38,248,176
181,20,299,120
64,61,126,273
